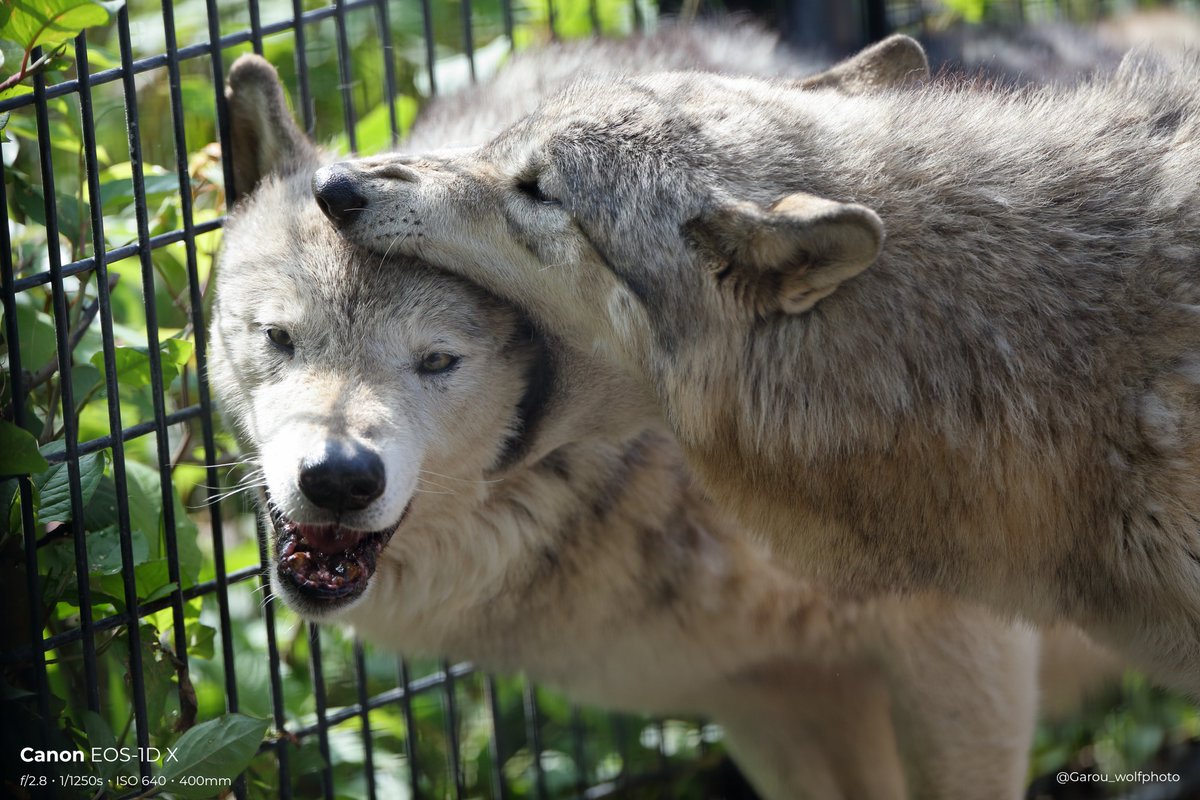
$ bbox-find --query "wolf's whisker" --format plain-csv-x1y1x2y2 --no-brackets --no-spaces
419,469,502,485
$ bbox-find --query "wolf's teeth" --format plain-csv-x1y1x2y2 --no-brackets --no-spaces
286,551,312,573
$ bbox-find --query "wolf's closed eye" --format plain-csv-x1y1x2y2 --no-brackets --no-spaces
516,178,560,206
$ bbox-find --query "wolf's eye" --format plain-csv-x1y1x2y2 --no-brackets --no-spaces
418,352,460,375
266,327,294,354
516,178,560,206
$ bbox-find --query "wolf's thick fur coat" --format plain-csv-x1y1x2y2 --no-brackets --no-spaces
324,40,1200,691
206,30,1072,799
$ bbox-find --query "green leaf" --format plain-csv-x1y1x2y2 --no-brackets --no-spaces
32,450,107,524
138,625,176,736
0,41,23,75
89,345,152,389
0,83,33,103
121,460,164,554
183,622,215,660
12,303,57,377
132,558,170,600
172,491,201,587
95,561,168,609
80,710,119,782
97,172,180,212
141,578,177,604
163,336,194,368
81,474,118,529
0,420,49,475
0,479,17,536
85,526,148,575
3,0,112,53
12,182,87,246
160,713,271,797
89,338,190,391
70,363,102,405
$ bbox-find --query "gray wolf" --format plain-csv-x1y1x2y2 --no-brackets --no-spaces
208,33,1053,799
314,39,1200,693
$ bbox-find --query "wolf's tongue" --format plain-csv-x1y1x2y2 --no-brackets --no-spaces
297,524,361,555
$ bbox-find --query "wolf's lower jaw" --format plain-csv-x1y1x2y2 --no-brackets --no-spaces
268,499,411,604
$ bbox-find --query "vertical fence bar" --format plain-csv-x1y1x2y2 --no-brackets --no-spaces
198,22,252,793
441,660,465,800
461,0,477,83
30,44,101,718
354,641,378,800
375,0,400,145
249,0,265,53
70,28,153,780
256,522,293,798
547,0,558,40
334,0,358,152
611,716,630,790
398,660,422,799
117,7,167,772
523,681,548,800
159,0,197,687
502,0,516,48
570,705,588,796
309,624,335,799
291,0,316,133
421,0,439,96
0,159,52,745
653,720,668,773
483,676,508,800
206,0,239,203
162,0,242,729
863,0,890,41
116,6,196,752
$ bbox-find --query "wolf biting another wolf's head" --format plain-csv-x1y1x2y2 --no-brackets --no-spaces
315,41,1200,696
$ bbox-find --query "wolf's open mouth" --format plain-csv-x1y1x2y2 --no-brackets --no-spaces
268,502,410,602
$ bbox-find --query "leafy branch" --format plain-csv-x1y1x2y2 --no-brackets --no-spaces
0,0,118,105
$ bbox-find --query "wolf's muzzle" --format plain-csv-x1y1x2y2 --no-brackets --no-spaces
269,500,411,606
297,439,385,513
312,164,367,227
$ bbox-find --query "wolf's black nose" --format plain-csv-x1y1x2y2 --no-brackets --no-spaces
298,441,385,512
312,165,367,227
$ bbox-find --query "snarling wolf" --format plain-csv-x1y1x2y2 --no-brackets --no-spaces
210,32,1060,799
314,36,1200,693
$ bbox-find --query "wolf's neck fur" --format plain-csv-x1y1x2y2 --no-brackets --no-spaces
343,426,854,712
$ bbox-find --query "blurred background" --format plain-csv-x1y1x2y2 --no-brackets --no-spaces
2,0,1200,798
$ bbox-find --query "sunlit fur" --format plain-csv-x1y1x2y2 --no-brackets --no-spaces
332,42,1200,694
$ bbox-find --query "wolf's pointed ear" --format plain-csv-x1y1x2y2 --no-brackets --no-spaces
225,54,317,204
799,34,929,93
687,193,883,315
